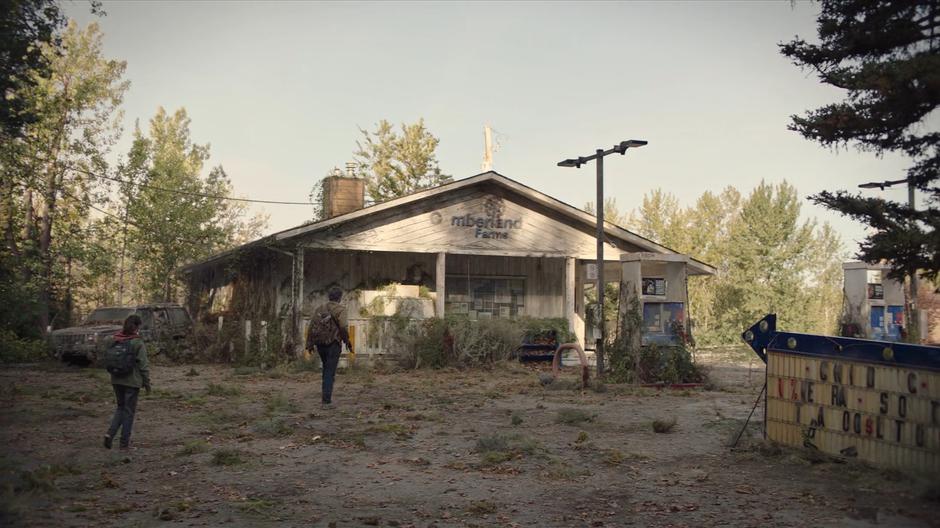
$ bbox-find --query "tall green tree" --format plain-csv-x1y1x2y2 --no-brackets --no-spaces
712,182,836,342
126,107,266,302
781,1,939,300
2,20,127,333
616,183,844,345
354,119,450,203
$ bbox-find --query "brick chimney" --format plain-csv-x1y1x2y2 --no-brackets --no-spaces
322,163,365,218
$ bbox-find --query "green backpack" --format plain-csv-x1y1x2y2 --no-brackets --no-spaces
103,339,136,376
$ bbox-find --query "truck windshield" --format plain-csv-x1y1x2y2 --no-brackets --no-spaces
85,308,135,324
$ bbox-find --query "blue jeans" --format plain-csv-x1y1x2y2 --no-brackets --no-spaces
107,384,139,447
316,341,341,404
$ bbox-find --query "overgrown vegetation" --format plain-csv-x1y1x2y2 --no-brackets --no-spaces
176,439,210,456
474,433,542,466
555,408,595,426
369,314,576,369
0,332,47,364
252,417,292,437
206,383,241,397
210,448,246,466
607,288,705,384
652,418,678,434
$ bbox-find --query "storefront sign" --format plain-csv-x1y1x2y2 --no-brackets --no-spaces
444,196,523,240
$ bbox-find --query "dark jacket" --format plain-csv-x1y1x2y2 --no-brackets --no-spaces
109,333,150,389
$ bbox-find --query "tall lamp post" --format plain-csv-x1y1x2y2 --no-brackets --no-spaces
558,139,648,377
858,177,919,342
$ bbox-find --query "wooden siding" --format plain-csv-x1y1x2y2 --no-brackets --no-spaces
299,184,635,260
766,350,940,472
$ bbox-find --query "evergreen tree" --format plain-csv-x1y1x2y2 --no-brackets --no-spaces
781,0,939,284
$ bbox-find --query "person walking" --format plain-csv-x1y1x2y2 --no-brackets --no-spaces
306,287,353,405
103,314,151,450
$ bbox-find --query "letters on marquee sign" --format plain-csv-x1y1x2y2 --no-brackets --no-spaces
743,315,940,472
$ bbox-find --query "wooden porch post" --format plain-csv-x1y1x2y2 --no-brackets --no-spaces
436,251,446,317
291,246,305,359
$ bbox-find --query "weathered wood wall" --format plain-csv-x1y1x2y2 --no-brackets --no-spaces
766,350,940,472
300,184,642,259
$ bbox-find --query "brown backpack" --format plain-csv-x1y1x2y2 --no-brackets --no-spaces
307,306,339,347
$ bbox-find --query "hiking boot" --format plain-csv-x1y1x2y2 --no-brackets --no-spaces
103,435,112,449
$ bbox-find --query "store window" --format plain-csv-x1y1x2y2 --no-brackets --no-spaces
445,276,525,318
642,302,686,344
866,270,883,299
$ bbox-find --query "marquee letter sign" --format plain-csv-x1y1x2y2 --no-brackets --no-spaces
743,314,940,472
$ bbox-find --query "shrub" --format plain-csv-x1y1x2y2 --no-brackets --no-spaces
211,449,246,466
264,393,297,414
177,440,210,456
474,433,541,465
652,418,677,433
607,290,705,384
555,408,595,425
385,316,575,369
252,417,292,437
518,317,575,343
466,500,498,516
206,383,242,397
0,331,47,364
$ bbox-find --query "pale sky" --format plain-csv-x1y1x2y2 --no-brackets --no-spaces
68,0,930,252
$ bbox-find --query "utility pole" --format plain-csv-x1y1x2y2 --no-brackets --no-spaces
558,139,647,377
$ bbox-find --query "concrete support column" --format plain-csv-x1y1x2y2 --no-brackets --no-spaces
565,257,576,341
436,251,446,317
291,246,305,358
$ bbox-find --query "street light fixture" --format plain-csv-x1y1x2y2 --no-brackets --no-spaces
558,139,647,378
858,178,909,191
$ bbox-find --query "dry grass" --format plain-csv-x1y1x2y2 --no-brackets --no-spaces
555,408,595,425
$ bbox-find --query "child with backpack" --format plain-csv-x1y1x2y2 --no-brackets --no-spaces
306,287,353,405
103,314,151,450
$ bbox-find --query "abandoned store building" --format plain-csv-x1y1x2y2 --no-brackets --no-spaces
182,171,715,358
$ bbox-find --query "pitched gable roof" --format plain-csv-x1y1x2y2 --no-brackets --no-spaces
183,171,715,275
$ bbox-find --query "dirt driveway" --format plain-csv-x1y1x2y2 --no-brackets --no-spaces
1,349,937,527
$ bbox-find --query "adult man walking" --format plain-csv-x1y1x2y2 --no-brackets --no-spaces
307,287,353,405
